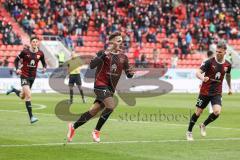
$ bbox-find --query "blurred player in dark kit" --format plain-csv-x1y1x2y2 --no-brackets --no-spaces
6,37,47,124
186,40,232,141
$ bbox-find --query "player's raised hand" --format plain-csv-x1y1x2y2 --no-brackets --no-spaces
16,69,22,75
203,77,209,82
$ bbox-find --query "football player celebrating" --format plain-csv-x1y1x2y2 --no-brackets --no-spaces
67,32,134,143
186,40,232,141
6,36,47,124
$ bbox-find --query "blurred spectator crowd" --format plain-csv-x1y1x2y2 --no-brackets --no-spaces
0,17,22,45
3,0,240,58
0,56,9,67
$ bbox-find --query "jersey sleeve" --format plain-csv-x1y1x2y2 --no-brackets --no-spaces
200,59,211,73
226,64,232,74
40,52,47,68
17,51,25,59
14,51,25,70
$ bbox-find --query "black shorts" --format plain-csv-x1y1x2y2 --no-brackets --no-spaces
93,88,114,104
21,77,35,89
196,94,222,109
69,74,81,86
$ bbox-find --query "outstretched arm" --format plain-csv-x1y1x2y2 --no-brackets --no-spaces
40,53,47,68
40,53,47,73
226,63,232,95
14,51,24,74
197,59,211,82
14,56,20,70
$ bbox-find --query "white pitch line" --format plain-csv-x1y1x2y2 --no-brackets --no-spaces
1,138,240,148
0,109,240,131
31,103,47,110
0,109,52,116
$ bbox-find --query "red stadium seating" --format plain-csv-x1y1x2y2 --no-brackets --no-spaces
1,0,239,68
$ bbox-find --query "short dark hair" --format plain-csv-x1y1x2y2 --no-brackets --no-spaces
30,36,39,42
207,50,214,58
109,32,122,41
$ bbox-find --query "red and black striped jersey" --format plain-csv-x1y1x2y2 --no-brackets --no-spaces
16,49,46,78
200,57,231,96
90,50,133,92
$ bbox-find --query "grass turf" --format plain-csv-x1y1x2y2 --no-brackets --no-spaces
0,93,239,160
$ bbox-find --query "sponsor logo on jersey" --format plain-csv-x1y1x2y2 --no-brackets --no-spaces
111,63,117,72
27,59,36,68
215,72,221,80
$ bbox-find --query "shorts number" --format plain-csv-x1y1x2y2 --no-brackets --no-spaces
22,79,27,85
197,98,203,106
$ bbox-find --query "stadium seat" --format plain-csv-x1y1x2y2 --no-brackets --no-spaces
2,0,238,70
0,45,7,51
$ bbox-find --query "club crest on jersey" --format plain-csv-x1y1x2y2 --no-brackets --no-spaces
224,67,228,72
37,55,41,59
119,58,124,63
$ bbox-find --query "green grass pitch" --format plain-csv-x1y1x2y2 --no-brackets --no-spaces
0,93,239,160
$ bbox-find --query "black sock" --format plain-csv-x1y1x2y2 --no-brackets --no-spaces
77,86,84,99
13,88,20,97
95,108,113,131
188,113,199,132
203,113,219,126
80,90,84,99
70,89,73,102
25,101,33,119
73,111,93,129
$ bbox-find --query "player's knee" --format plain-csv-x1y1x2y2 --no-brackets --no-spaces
20,92,25,99
105,106,115,111
89,108,99,116
195,109,203,116
25,93,31,101
213,105,221,115
195,112,202,116
89,102,102,116
25,97,31,101
213,110,221,116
